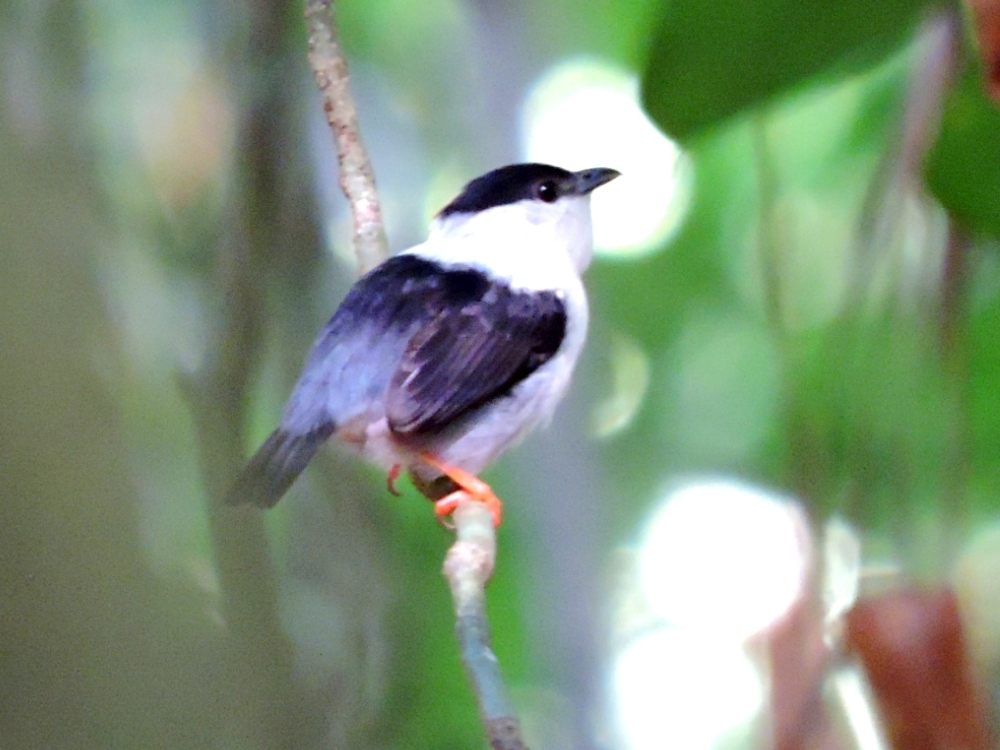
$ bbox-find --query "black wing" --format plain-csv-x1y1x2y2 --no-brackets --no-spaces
386,282,566,436
276,254,496,433
228,254,525,507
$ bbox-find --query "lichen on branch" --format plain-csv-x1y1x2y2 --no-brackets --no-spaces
304,0,388,273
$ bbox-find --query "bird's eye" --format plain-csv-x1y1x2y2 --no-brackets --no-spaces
535,181,559,203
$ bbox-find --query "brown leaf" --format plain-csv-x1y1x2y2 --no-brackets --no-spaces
967,0,1000,103
845,588,994,750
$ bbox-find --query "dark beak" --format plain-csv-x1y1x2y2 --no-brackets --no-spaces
572,167,621,195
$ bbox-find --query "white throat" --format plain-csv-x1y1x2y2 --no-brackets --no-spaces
415,195,595,292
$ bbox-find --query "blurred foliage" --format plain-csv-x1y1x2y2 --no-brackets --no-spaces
927,64,1000,237
641,0,934,139
2,0,1000,748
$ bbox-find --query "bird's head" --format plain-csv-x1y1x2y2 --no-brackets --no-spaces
429,163,620,275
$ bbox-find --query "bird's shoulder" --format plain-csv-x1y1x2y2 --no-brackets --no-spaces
324,254,490,335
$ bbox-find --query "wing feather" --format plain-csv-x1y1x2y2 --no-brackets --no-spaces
386,283,566,436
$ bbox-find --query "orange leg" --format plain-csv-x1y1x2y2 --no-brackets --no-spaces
419,452,503,527
386,464,402,496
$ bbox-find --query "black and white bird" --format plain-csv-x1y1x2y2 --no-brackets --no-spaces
229,163,619,523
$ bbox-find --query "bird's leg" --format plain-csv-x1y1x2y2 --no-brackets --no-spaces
419,452,503,527
386,463,403,496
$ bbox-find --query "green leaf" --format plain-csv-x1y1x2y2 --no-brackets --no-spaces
641,0,934,140
926,68,1000,238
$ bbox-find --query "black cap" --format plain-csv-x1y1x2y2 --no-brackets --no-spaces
438,163,620,218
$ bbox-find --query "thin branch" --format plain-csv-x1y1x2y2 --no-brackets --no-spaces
847,8,960,311
444,501,529,750
896,9,960,182
305,5,527,747
305,0,388,273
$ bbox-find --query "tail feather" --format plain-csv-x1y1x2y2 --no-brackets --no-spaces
228,425,334,508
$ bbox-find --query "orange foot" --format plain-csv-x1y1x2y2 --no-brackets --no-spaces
419,452,503,527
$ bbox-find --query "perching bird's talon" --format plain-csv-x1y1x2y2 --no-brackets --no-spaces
433,494,461,530
434,490,502,528
387,464,403,496
421,452,504,527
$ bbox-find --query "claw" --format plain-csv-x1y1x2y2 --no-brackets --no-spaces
420,452,503,527
433,494,459,530
434,490,502,528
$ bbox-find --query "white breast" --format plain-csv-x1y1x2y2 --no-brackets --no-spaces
434,275,589,473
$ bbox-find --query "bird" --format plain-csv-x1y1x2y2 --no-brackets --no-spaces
228,162,620,524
